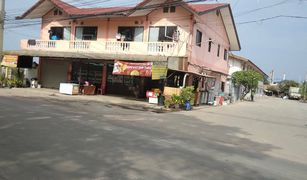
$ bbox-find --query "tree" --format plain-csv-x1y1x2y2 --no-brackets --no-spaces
232,70,263,101
278,80,299,95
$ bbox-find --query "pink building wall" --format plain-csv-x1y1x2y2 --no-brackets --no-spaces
40,6,230,76
189,10,230,75
41,6,191,43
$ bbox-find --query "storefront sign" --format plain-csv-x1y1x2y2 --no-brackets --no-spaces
1,55,18,68
152,62,168,80
113,60,152,77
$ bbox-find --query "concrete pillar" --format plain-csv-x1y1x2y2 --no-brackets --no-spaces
100,64,107,95
0,0,5,61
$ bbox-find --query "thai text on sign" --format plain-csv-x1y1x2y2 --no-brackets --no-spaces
112,60,153,77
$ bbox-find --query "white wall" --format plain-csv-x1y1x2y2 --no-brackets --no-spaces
229,59,243,75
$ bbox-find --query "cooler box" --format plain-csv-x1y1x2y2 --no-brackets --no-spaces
146,91,159,104
59,83,79,95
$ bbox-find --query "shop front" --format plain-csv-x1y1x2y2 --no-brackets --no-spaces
38,57,168,97
106,60,166,98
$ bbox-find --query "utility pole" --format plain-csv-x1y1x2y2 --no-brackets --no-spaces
269,70,274,84
0,0,4,55
0,0,4,75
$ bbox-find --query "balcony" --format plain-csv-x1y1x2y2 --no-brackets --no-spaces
21,40,187,57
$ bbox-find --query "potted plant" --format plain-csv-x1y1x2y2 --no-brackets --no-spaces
180,86,195,110
171,94,182,110
164,99,172,109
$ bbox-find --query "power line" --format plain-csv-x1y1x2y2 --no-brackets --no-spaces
237,15,307,25
234,0,290,17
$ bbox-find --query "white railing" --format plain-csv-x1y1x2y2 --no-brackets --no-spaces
106,41,131,52
148,42,176,55
69,41,91,50
21,39,186,57
27,40,56,49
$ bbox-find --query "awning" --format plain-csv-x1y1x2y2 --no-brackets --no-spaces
169,69,216,79
3,50,169,62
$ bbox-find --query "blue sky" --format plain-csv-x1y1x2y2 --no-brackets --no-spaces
4,0,307,81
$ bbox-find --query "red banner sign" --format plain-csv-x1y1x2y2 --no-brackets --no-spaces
112,60,153,77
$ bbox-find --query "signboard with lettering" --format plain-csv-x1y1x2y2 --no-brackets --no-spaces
152,62,168,80
112,60,152,77
1,55,18,68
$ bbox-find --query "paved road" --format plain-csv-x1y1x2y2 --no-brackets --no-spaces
0,96,306,180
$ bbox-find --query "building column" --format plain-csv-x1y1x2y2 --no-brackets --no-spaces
38,58,43,82
100,64,107,95
143,16,149,42
71,21,76,40
67,61,72,82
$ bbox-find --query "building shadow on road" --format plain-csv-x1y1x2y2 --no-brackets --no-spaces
0,96,305,180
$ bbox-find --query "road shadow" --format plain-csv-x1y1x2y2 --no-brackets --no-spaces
0,96,305,180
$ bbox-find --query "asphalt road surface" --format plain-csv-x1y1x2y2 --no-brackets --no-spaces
0,96,306,180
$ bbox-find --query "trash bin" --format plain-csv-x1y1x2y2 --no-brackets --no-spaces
158,94,165,106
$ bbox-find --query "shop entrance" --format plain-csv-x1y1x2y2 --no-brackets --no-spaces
71,61,103,90
106,64,163,98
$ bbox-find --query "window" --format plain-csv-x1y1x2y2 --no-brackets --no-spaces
49,27,71,40
224,49,228,60
217,44,221,57
53,9,63,16
196,30,202,47
208,38,212,52
163,6,176,13
170,6,176,13
118,27,144,42
149,26,177,42
75,27,97,40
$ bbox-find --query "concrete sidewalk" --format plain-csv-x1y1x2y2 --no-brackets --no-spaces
0,88,166,112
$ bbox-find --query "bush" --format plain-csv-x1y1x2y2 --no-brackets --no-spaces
0,74,6,87
180,86,195,104
164,86,195,109
171,94,183,105
4,70,25,88
8,77,23,88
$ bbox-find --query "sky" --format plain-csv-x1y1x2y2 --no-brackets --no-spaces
4,0,307,82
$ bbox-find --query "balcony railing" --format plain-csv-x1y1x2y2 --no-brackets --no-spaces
21,40,187,57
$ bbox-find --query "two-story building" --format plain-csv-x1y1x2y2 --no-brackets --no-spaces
6,0,241,100
227,53,268,102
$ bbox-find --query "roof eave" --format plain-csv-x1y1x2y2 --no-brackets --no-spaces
191,4,241,51
227,4,241,51
16,0,46,20
197,4,229,16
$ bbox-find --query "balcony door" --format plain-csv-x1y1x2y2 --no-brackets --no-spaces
118,27,144,42
49,27,71,40
149,26,177,42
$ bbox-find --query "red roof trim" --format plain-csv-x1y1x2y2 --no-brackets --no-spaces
17,0,231,19
17,0,132,19
187,3,227,14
